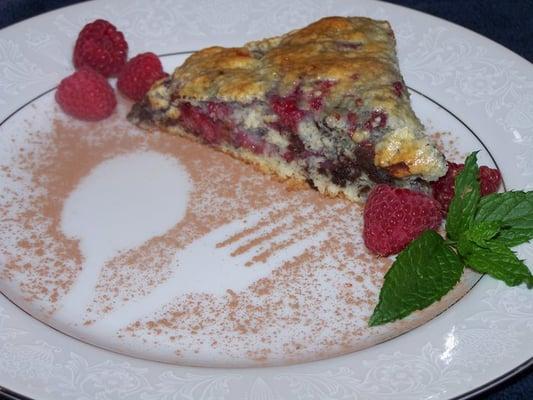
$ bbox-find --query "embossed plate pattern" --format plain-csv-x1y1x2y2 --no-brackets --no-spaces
0,0,532,399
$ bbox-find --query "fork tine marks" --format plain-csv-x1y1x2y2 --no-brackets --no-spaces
255,229,329,269
240,200,353,267
215,202,299,251
244,237,299,267
230,202,328,267
230,221,291,257
216,203,297,249
213,195,349,255
243,217,330,267
198,203,285,248
215,221,266,249
226,203,317,255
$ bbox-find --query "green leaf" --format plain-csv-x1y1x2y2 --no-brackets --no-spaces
369,230,464,326
475,191,533,247
464,221,502,246
446,152,481,241
464,241,533,288
457,221,501,258
457,236,475,257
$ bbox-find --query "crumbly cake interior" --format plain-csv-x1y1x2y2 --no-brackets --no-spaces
129,17,447,201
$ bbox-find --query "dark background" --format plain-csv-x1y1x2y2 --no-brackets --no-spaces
0,0,531,399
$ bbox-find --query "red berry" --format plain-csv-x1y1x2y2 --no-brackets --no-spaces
431,161,502,212
308,80,336,111
347,112,358,130
270,90,305,133
73,19,128,77
431,162,463,213
364,110,388,131
207,102,232,120
55,68,116,121
363,184,443,256
179,103,228,144
392,81,404,97
117,52,167,101
309,96,324,111
479,166,502,195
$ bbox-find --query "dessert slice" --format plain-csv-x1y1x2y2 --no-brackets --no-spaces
129,16,447,201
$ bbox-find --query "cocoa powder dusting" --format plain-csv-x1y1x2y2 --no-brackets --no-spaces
0,115,142,311
430,131,463,161
0,99,477,367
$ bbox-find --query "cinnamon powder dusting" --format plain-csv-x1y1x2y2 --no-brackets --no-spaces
0,99,477,366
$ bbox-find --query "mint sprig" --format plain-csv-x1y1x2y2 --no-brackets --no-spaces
369,153,533,326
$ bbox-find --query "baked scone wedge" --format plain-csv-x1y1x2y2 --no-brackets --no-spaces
129,16,447,201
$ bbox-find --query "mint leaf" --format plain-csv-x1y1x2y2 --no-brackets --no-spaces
464,221,501,246
369,230,464,326
464,241,533,288
475,191,533,246
457,221,501,257
457,236,475,257
446,152,481,241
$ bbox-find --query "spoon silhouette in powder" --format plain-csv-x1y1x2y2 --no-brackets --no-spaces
54,151,191,326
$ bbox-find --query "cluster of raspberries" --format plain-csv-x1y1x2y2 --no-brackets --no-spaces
55,19,167,121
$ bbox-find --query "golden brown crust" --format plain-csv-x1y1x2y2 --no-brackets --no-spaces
170,17,401,105
133,16,447,186
154,17,426,136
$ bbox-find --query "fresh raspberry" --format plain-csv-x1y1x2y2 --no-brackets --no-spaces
117,52,167,101
431,162,463,213
431,162,502,212
479,166,502,195
73,19,128,77
55,68,116,121
363,184,443,256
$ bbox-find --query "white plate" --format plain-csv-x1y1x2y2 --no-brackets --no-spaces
0,0,532,398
